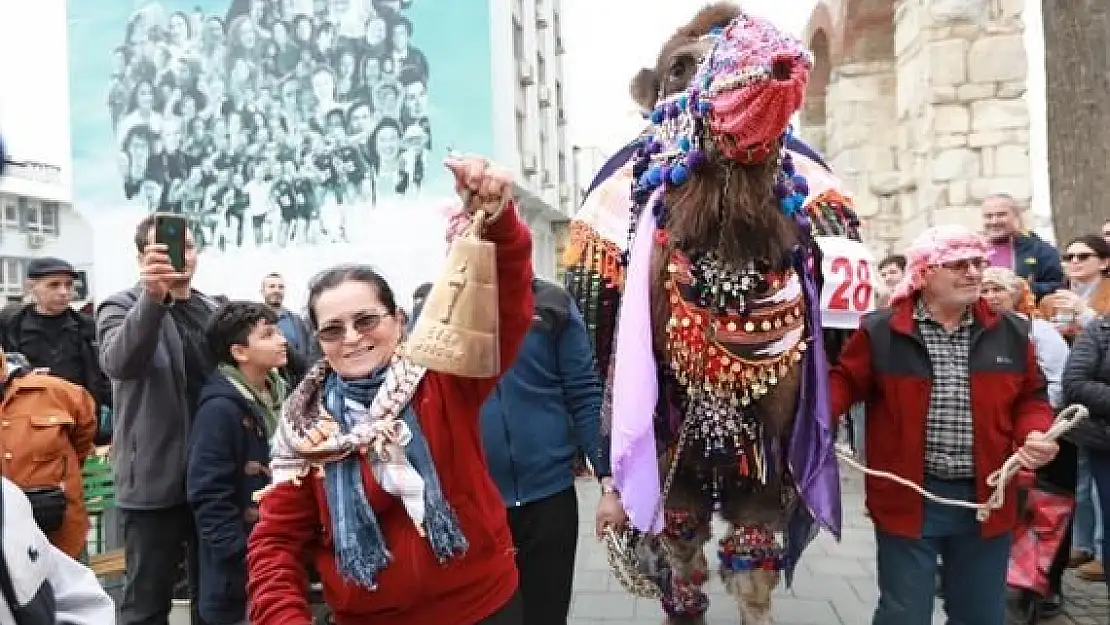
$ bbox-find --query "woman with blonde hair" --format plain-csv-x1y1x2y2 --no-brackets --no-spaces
982,266,1067,406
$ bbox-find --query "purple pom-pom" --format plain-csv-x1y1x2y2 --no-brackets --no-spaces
781,153,795,176
773,181,789,198
792,175,809,196
686,149,706,169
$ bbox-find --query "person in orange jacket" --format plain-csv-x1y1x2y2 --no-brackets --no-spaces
0,347,97,558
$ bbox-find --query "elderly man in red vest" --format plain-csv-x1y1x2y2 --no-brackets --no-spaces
829,224,1059,625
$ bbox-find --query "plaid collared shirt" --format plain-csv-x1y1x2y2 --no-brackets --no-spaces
914,298,975,479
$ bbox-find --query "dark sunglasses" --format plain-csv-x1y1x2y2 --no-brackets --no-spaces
316,312,387,343
937,257,988,272
1063,252,1097,262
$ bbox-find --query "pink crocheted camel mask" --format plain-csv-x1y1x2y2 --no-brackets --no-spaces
694,12,812,163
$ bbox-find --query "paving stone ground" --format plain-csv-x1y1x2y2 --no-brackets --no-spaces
569,464,1109,625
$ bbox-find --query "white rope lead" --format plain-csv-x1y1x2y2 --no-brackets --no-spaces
836,404,1090,522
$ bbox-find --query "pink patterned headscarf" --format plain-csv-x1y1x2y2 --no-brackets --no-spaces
890,224,990,303
694,13,812,162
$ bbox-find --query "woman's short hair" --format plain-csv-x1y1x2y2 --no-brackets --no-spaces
306,265,397,329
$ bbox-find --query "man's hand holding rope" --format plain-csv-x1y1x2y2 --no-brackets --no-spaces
1016,430,1058,470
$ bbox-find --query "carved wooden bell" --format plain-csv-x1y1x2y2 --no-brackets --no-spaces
405,208,500,378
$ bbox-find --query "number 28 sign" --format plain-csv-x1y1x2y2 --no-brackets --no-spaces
815,237,877,330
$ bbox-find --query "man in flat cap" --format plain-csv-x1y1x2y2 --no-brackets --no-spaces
0,257,110,433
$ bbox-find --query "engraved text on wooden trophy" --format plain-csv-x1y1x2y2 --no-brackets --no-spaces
442,262,468,323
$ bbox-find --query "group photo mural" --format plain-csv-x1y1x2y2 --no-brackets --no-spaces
67,0,494,302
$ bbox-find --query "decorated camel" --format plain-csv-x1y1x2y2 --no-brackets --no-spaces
562,4,870,624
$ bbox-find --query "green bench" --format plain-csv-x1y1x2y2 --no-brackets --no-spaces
82,448,126,577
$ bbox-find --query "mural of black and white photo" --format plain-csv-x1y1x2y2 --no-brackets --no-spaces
70,0,493,301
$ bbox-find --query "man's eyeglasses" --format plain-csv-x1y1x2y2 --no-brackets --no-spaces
936,258,988,272
316,312,387,343
1063,252,1097,263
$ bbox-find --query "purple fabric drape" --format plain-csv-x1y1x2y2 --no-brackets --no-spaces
609,192,664,534
783,246,843,584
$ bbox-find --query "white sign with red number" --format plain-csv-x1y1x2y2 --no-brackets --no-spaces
816,236,877,329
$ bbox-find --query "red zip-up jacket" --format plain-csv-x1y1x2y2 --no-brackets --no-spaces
246,204,533,625
829,297,1053,539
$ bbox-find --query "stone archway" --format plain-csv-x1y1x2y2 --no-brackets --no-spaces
803,0,1033,252
801,29,831,154
803,0,900,250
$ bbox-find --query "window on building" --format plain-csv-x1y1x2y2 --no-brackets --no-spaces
554,12,564,54
17,198,59,235
22,198,39,232
513,21,524,58
41,202,59,235
536,52,547,85
1,195,17,229
539,132,550,185
0,257,29,297
558,151,567,184
515,112,526,157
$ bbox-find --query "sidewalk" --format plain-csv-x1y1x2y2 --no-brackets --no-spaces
569,465,1108,625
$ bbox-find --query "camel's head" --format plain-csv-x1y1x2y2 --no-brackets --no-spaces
637,8,812,179
631,7,814,264
629,2,742,113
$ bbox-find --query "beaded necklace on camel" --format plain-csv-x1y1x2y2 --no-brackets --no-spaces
626,64,814,495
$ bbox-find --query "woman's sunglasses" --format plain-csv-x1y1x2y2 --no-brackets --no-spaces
316,312,386,343
1062,252,1097,263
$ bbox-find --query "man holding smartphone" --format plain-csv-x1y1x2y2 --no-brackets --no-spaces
96,213,219,625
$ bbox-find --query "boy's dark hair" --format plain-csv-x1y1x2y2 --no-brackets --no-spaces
205,301,279,366
878,254,907,272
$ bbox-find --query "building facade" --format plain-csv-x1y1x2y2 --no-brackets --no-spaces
0,159,93,306
490,0,573,280
800,0,1037,255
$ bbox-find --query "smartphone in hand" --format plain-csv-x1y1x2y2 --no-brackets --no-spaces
154,214,187,272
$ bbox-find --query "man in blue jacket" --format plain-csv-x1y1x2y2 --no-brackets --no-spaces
982,193,1064,301
479,278,625,625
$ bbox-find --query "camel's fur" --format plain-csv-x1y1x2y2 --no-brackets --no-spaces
632,4,803,624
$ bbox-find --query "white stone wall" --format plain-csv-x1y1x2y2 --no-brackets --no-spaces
892,0,1031,244
821,61,900,250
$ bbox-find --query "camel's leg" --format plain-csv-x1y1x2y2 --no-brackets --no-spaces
718,524,784,625
658,481,713,625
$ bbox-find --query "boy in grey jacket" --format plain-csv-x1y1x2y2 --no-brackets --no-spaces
96,214,218,625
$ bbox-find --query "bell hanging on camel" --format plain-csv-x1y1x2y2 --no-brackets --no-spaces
405,198,501,378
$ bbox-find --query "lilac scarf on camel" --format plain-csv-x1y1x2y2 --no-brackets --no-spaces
610,188,664,533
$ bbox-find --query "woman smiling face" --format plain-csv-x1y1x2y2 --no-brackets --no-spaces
312,280,402,378
1064,241,1105,283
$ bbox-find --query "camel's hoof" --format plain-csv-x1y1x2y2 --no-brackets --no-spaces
740,609,774,625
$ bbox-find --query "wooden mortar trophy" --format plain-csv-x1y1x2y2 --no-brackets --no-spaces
405,192,506,378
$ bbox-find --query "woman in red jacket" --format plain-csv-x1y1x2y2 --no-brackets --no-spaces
247,155,532,625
